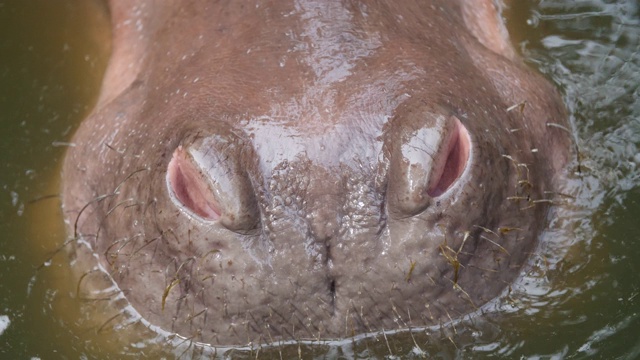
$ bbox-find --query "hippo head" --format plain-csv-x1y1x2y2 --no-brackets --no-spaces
62,0,570,346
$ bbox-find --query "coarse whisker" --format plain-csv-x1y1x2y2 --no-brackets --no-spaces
74,193,117,239
200,274,216,282
175,336,195,359
531,199,555,205
129,235,160,258
467,264,499,273
447,335,459,349
451,282,477,310
76,268,103,298
263,324,284,360
28,193,59,204
439,242,465,285
546,122,571,134
104,143,124,154
345,301,353,337
97,312,124,334
498,226,522,234
507,195,529,202
506,100,527,113
382,327,394,357
161,227,181,244
457,231,471,255
405,259,417,282
457,250,474,257
474,225,499,238
519,198,557,210
174,257,196,277
443,307,457,335
163,257,180,279
518,179,533,189
79,291,121,302
196,249,221,272
104,233,144,265
390,300,407,328
424,302,435,322
501,154,521,181
479,235,510,256
403,309,427,358
52,141,76,147
95,198,141,244
162,278,181,312
112,167,150,194
37,236,82,271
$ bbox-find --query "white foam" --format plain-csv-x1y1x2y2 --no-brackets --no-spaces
0,315,10,336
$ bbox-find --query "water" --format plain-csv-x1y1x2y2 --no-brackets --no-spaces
1,0,639,358
0,0,110,357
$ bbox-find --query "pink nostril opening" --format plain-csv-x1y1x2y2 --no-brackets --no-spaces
167,146,221,221
427,117,471,197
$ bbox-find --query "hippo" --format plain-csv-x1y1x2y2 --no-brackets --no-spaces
61,0,571,347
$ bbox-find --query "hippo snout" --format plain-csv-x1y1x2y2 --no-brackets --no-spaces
61,0,571,347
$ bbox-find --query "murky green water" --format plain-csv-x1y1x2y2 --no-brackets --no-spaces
0,0,110,357
1,0,639,359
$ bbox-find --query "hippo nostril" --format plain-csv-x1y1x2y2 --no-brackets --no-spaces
167,146,222,221
387,111,472,217
426,116,470,197
166,135,259,231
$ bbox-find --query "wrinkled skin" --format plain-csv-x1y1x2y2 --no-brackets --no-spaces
62,0,571,346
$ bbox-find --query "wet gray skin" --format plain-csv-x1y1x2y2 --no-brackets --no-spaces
62,0,571,346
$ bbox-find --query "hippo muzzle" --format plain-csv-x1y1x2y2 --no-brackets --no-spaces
62,0,571,346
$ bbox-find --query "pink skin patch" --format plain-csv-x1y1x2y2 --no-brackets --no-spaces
166,146,221,221
427,117,471,197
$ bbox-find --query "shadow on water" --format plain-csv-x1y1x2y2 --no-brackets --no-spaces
0,0,639,358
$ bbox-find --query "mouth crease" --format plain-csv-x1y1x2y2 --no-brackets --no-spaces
325,242,337,316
